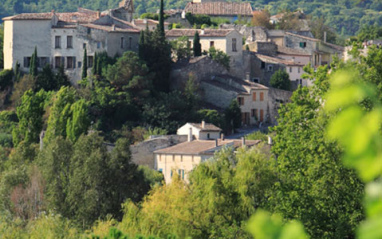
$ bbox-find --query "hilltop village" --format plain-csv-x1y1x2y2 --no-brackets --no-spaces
0,0,380,238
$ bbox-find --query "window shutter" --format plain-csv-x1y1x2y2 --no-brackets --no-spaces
61,57,65,68
73,57,76,68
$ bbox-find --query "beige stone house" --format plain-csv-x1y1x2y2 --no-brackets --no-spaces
177,121,221,140
184,1,253,23
154,136,260,184
131,18,170,31
166,28,243,62
3,0,139,83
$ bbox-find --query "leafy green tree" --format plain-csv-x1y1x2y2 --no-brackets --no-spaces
138,30,145,60
193,31,201,57
208,47,230,71
66,99,90,143
0,69,14,90
269,67,364,238
55,65,71,88
14,61,21,82
270,69,291,90
29,47,38,77
44,86,76,144
36,64,55,91
170,36,191,61
82,48,88,79
12,89,46,146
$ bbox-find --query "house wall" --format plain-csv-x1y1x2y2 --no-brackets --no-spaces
237,89,269,125
155,153,203,184
277,54,311,65
4,19,52,71
268,87,293,124
199,131,220,140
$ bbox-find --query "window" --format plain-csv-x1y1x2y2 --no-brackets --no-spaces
87,28,91,34
129,37,132,49
260,92,264,101
97,41,101,49
252,78,259,83
210,41,214,48
238,97,244,105
267,65,273,72
120,37,125,49
55,56,64,68
299,42,307,48
78,61,82,68
260,109,264,122
88,56,94,68
66,57,75,69
261,61,265,69
298,67,301,73
207,133,210,139
178,169,185,180
83,43,86,49
289,67,292,73
38,57,49,67
67,36,73,48
159,168,163,173
251,109,258,118
252,92,257,101
232,38,237,52
55,36,61,48
23,57,31,68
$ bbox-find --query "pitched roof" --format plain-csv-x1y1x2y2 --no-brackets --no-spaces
132,18,170,26
277,45,311,56
154,139,260,155
3,9,100,23
256,53,304,66
189,122,222,132
81,23,139,32
285,32,320,42
166,29,235,37
184,2,253,17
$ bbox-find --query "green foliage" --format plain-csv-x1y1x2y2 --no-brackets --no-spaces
12,89,46,146
246,131,268,142
195,109,224,130
82,48,88,79
0,26,3,69
0,69,14,90
158,0,165,36
170,36,191,61
208,47,230,71
186,13,211,28
193,31,201,57
224,99,241,132
29,47,38,77
66,99,90,143
270,69,291,91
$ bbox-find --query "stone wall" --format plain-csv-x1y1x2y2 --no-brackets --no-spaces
247,41,277,56
130,135,188,169
170,56,229,90
200,81,238,108
220,24,268,43
268,87,293,124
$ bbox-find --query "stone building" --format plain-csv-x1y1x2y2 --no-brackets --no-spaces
166,28,243,63
177,121,222,140
184,1,253,23
3,0,139,83
154,135,260,184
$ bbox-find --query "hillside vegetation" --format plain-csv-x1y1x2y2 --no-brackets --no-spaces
0,0,381,36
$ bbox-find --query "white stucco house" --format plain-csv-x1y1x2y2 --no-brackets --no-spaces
177,121,221,140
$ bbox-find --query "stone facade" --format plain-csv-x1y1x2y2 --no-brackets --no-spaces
268,87,293,124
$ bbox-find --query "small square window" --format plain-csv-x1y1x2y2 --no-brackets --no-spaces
67,36,73,48
55,36,61,49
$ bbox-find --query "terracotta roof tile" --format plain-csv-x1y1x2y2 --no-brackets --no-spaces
166,29,234,37
256,53,304,66
154,139,260,155
189,123,222,132
81,23,139,32
3,12,54,20
277,45,311,56
3,9,99,23
184,2,253,17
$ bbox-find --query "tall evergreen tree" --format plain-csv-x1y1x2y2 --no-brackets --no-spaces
193,32,202,57
82,48,88,79
30,47,38,77
158,0,165,36
14,61,21,82
138,30,145,60
92,52,98,76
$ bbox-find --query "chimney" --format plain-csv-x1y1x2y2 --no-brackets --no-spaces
143,18,147,24
245,72,250,81
112,24,116,31
268,135,272,145
201,120,205,129
215,139,218,147
188,127,193,142
242,137,246,146
201,29,204,35
97,9,100,18
323,31,327,43
220,133,224,141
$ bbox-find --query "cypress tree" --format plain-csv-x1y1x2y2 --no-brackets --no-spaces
14,61,21,82
92,52,98,75
138,30,145,60
82,48,88,79
30,47,38,77
193,31,202,57
158,0,165,36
